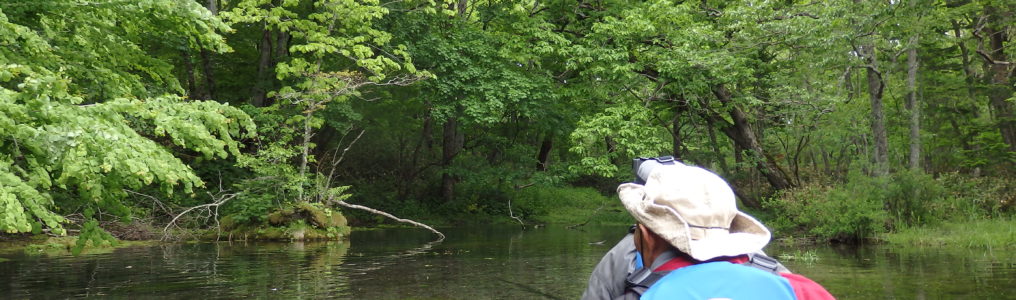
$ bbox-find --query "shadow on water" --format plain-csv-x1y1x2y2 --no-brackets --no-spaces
1,225,1014,299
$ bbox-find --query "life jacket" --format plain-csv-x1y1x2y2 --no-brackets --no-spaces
617,252,834,300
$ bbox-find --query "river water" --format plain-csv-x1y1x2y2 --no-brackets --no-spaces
1,225,1014,299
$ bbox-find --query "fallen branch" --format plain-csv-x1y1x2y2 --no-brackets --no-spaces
567,200,607,230
507,196,526,229
330,199,445,241
162,192,240,241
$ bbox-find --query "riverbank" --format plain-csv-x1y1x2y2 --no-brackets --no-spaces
0,235,156,256
881,217,1016,249
3,216,1012,259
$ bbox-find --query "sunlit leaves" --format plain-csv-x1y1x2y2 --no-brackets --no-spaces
0,167,64,234
0,0,231,99
225,0,418,86
0,2,253,235
569,101,670,177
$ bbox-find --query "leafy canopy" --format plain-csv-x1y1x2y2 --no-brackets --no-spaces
0,1,253,235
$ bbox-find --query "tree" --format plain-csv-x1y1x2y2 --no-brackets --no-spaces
563,0,814,197
222,0,425,205
904,0,925,171
346,0,567,205
978,3,1016,153
0,1,253,237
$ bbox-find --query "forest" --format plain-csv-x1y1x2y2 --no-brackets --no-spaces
0,0,1013,250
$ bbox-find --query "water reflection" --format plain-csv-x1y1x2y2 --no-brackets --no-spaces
1,240,352,298
768,243,1016,299
1,226,1014,299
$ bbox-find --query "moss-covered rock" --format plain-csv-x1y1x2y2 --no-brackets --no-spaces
267,209,291,226
216,202,351,241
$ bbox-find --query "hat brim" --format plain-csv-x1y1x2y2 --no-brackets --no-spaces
618,183,771,261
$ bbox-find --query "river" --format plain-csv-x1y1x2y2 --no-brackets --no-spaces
1,225,1013,299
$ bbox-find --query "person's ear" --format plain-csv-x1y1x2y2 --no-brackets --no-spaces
637,224,662,251
635,224,650,248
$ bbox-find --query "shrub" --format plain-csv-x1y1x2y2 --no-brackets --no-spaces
882,170,943,228
766,170,1015,242
765,173,890,242
935,172,1015,218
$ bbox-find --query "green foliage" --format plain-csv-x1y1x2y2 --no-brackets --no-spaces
0,164,63,234
882,170,944,227
934,172,1016,218
764,174,888,242
0,0,230,99
568,101,672,178
1,0,1013,247
766,171,1015,242
0,1,253,239
228,106,304,218
70,219,117,255
222,0,426,213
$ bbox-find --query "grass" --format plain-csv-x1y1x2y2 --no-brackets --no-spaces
882,217,1016,249
511,186,634,225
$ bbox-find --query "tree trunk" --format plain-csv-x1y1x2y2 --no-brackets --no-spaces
400,103,434,200
671,99,685,160
706,118,729,175
275,30,290,59
605,135,620,166
199,49,216,100
298,110,313,202
441,116,463,203
421,101,434,151
706,84,794,196
251,28,273,107
536,132,553,171
206,0,217,14
733,142,744,174
181,50,196,100
862,44,889,176
197,0,218,100
952,20,979,101
791,134,808,185
983,6,1016,153
906,35,921,171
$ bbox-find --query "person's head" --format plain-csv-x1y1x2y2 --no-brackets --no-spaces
618,164,771,262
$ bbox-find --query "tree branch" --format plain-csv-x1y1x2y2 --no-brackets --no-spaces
162,192,240,241
329,198,445,241
125,189,172,217
976,49,1012,65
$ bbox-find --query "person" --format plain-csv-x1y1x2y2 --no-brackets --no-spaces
582,230,640,299
581,232,789,300
583,163,833,299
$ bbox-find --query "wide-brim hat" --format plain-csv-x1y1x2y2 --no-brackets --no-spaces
617,164,771,261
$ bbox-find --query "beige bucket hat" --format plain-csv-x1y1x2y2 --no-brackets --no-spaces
617,164,771,261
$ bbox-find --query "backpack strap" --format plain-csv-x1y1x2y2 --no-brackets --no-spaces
743,253,782,274
616,250,679,299
624,271,670,296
